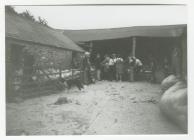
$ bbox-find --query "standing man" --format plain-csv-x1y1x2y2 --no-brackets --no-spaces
163,57,170,77
134,57,143,81
172,46,181,78
115,55,124,81
82,52,92,85
112,54,117,81
101,55,110,80
108,54,115,81
125,54,136,82
149,55,157,83
94,53,102,81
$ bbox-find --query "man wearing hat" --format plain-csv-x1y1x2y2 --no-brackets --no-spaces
82,52,92,85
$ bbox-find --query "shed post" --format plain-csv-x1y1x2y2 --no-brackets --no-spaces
130,37,136,81
89,41,93,53
132,37,136,57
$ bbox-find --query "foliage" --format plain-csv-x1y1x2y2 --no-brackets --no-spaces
20,10,35,22
5,6,48,26
38,16,48,26
5,6,17,14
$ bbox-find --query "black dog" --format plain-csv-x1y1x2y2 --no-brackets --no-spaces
59,77,84,91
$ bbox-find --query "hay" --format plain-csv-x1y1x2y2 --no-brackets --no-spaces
161,75,179,92
164,81,187,95
159,83,187,132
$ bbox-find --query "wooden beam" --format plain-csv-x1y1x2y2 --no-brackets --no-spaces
89,41,93,53
130,37,136,82
132,37,136,57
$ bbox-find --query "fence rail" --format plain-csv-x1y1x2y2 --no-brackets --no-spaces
7,68,84,95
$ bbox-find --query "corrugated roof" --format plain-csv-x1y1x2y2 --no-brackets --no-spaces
5,12,84,52
63,24,187,42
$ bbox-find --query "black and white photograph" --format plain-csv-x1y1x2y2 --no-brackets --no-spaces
3,2,188,136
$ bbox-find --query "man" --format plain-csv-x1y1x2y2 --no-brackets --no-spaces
125,54,136,82
82,52,92,85
172,46,181,78
101,55,110,80
163,57,170,77
134,58,143,81
149,55,157,83
112,54,117,80
115,55,124,81
94,53,102,81
108,54,115,81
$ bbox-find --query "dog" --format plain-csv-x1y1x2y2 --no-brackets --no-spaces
59,77,84,91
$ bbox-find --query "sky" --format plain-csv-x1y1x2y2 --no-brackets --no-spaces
14,5,187,30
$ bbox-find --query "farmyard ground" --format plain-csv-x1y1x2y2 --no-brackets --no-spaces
6,81,183,135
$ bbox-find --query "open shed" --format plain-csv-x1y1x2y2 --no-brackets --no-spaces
63,25,187,81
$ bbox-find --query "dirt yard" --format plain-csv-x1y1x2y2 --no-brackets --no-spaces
6,81,184,135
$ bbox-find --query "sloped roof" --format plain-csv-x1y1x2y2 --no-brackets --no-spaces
63,24,187,42
5,11,84,52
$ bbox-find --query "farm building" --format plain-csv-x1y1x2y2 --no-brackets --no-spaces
63,25,187,82
5,8,84,99
5,6,187,100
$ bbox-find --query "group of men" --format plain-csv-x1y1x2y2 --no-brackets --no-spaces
93,53,143,82
67,51,172,91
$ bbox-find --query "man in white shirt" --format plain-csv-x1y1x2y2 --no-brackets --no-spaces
135,58,143,67
134,57,143,80
108,54,117,81
108,58,114,66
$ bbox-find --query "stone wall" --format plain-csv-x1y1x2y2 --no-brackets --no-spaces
6,38,83,97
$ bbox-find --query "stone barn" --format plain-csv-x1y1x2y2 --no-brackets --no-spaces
5,9,84,100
